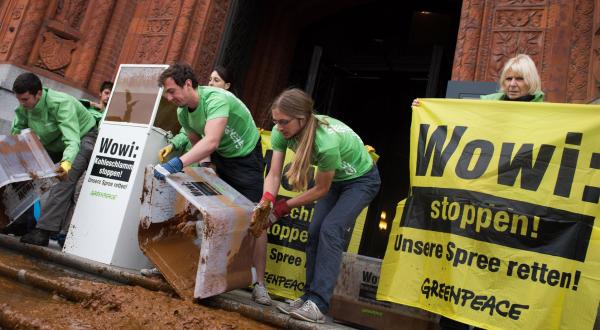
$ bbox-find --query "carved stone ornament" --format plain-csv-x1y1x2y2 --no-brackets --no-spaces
38,31,76,71
54,0,87,30
498,0,546,5
495,9,544,28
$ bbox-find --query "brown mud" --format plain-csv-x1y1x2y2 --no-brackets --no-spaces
138,209,200,300
249,201,271,238
0,248,274,329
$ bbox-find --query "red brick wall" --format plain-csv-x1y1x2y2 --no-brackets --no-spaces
0,0,230,96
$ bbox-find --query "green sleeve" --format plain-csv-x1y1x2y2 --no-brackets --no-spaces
316,147,340,172
79,99,103,122
205,94,229,120
177,108,192,135
270,127,287,152
170,127,189,151
88,109,103,122
55,101,82,163
480,92,503,100
10,109,27,135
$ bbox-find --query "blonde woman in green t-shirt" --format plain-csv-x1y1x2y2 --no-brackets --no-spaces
256,88,381,323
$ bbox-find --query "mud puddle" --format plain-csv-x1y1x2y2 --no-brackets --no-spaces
0,248,274,329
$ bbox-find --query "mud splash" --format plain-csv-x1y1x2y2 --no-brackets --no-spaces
0,248,274,329
138,207,201,300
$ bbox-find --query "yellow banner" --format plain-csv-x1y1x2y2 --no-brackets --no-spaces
260,130,366,299
377,99,600,329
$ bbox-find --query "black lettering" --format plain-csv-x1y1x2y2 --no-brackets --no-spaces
455,139,494,179
498,143,556,191
481,295,496,316
446,241,455,261
496,300,510,317
508,304,529,320
450,287,460,304
414,240,424,255
553,143,579,197
582,153,600,203
99,138,113,153
128,141,136,157
416,124,467,177
421,278,431,298
394,234,402,250
470,295,485,310
118,143,130,157
430,280,439,298
460,289,474,306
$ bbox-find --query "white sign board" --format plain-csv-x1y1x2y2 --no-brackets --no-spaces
64,65,170,269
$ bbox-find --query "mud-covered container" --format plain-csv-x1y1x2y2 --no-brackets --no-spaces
139,166,255,300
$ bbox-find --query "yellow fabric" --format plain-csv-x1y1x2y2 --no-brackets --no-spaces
365,144,380,163
60,160,72,173
158,144,174,162
377,99,600,330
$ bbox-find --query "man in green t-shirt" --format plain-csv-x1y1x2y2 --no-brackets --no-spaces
153,63,272,304
154,64,263,200
9,72,98,247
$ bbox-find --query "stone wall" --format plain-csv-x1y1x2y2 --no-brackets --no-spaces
0,0,231,134
452,0,600,104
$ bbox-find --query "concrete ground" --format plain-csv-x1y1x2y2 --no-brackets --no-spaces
205,289,359,330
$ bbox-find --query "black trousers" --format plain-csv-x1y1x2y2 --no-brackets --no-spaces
211,140,264,203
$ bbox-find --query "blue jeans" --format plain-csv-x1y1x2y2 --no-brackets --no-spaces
302,166,381,313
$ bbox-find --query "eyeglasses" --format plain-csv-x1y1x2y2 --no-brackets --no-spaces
273,118,296,126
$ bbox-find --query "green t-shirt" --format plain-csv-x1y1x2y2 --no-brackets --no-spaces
11,88,96,163
177,86,259,158
170,127,192,152
271,115,373,182
480,91,544,102
79,99,104,123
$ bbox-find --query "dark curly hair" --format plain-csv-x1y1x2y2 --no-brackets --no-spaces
100,80,113,93
13,72,42,95
158,63,198,89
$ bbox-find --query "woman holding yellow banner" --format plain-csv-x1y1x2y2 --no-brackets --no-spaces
413,54,543,107
256,88,380,323
413,53,544,330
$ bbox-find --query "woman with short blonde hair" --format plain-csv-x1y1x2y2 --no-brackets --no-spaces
482,54,544,101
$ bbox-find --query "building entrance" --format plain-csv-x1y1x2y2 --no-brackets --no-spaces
220,0,462,257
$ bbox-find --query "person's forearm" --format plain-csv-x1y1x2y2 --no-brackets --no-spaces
263,172,281,198
179,137,218,166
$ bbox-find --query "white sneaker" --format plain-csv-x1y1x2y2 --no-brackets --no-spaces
252,283,272,306
289,300,325,323
140,267,161,277
276,297,304,315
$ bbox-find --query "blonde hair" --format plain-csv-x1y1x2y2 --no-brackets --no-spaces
271,88,326,191
498,54,542,95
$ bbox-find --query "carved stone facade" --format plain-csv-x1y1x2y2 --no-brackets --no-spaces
0,0,598,104
0,0,231,95
452,0,600,103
